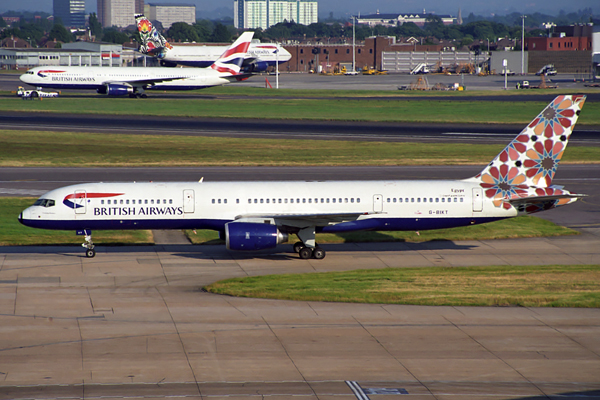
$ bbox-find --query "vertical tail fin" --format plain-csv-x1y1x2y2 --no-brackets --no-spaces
135,14,172,57
210,31,254,75
474,95,586,188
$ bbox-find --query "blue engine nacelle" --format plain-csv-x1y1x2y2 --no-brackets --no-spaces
225,222,288,251
97,84,133,96
247,61,270,73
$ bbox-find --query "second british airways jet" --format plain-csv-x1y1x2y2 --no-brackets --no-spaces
19,32,254,98
19,96,587,259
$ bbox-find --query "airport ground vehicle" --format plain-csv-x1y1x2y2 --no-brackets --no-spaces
16,86,59,99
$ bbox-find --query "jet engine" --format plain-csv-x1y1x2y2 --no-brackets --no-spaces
97,83,134,96
225,222,288,251
246,61,270,73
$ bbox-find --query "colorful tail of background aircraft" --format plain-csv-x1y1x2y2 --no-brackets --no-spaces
135,14,291,71
19,31,254,97
19,96,586,258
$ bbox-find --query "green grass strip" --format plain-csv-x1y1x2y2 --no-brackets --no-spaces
1,96,599,125
205,265,600,307
2,129,599,167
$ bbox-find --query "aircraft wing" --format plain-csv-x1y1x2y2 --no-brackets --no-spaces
235,212,377,228
103,76,189,87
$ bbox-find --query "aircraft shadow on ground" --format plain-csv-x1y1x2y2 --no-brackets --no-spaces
0,239,476,260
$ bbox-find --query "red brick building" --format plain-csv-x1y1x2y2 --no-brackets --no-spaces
525,24,593,51
283,36,443,72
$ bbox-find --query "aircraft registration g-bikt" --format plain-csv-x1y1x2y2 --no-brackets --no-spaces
19,95,586,259
18,31,255,98
135,14,291,70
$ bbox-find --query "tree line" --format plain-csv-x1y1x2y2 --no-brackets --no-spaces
0,7,594,47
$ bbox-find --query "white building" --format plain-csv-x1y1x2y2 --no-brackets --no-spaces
234,0,317,30
148,3,196,29
356,12,455,27
98,0,136,28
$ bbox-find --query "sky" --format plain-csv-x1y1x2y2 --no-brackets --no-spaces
3,0,598,20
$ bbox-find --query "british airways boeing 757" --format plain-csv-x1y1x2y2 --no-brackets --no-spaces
19,95,586,259
19,31,254,98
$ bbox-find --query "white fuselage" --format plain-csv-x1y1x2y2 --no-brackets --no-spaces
160,42,292,68
19,179,514,233
19,66,236,91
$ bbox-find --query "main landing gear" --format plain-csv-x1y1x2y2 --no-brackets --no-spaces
293,226,326,259
82,234,95,258
293,242,326,260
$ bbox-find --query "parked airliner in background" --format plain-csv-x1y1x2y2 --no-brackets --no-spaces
19,96,586,259
19,31,254,98
135,14,291,71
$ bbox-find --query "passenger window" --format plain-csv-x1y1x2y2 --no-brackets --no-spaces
145,199,148,204
297,198,300,203
169,199,173,204
218,199,221,204
101,200,104,205
163,199,167,204
417,198,421,203
224,199,227,204
248,199,252,204
351,198,354,203
454,198,458,202
326,198,330,203
357,198,360,203
460,198,464,202
266,199,270,203
303,199,306,203
108,200,111,205
260,199,264,203
126,200,129,205
212,199,215,204
284,199,288,203
254,199,258,203
151,200,154,204
345,198,348,203
411,198,415,203
423,198,427,203
309,198,312,203
236,199,239,204
333,198,336,203
290,199,293,203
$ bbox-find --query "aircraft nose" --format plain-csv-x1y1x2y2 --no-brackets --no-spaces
18,208,30,225
19,73,30,83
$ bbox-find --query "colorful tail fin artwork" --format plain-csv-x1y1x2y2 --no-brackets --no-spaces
470,95,586,212
210,31,254,75
135,14,172,58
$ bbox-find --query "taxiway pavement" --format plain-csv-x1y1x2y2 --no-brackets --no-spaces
1,234,600,400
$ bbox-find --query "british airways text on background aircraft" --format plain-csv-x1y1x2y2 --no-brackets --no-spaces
135,14,291,70
19,31,254,98
19,96,586,259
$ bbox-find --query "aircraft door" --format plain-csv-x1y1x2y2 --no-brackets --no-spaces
74,190,86,214
183,189,195,213
472,188,483,212
373,194,383,212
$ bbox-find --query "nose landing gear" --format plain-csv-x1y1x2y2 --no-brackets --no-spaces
82,234,95,258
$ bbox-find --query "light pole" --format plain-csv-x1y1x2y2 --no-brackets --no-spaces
275,44,279,89
521,15,527,75
352,15,356,73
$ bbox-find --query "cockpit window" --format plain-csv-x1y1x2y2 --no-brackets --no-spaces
33,199,55,208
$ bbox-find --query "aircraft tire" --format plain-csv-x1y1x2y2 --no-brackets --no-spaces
299,247,313,260
30,91,39,98
313,247,326,260
293,242,304,253
86,249,96,258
